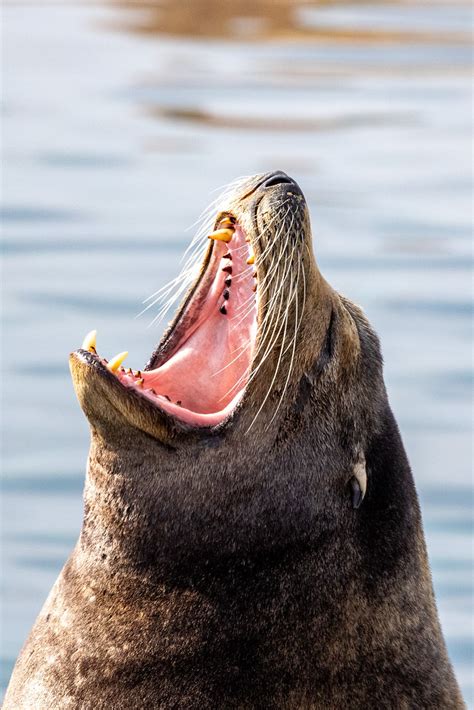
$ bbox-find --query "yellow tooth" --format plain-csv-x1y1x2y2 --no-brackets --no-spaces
82,329,97,352
107,351,128,372
208,228,234,243
219,217,235,229
246,254,255,265
136,378,144,387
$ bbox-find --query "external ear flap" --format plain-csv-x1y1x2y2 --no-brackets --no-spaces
350,455,367,509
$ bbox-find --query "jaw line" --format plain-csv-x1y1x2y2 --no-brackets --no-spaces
70,348,243,439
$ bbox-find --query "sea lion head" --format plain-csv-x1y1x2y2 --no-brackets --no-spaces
69,171,385,575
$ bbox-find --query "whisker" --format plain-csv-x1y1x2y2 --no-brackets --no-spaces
244,215,298,389
268,257,303,426
246,268,297,432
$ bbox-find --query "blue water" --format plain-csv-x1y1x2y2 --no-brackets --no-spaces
2,1,472,702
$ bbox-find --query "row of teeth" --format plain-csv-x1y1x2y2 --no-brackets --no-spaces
207,216,255,265
80,330,183,406
207,217,256,316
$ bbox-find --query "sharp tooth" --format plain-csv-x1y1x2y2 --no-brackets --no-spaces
136,378,144,387
107,351,128,372
219,217,235,229
208,229,234,243
82,329,97,352
246,254,255,265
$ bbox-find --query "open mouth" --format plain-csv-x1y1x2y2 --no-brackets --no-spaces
81,215,258,428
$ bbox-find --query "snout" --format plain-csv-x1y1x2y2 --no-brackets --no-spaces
258,170,304,197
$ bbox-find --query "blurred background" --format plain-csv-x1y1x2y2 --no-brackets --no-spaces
1,0,472,703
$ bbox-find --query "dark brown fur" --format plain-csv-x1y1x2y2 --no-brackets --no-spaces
4,172,464,709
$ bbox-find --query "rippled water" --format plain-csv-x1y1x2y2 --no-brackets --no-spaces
2,0,472,702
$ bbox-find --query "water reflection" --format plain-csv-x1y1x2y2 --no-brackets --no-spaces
110,0,469,44
2,0,472,703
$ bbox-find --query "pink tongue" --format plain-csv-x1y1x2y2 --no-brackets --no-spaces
142,227,257,414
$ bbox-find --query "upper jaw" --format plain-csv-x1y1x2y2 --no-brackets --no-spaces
146,212,251,370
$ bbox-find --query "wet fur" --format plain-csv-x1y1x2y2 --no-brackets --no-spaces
4,174,464,709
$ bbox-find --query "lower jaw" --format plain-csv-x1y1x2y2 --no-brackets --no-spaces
116,369,247,427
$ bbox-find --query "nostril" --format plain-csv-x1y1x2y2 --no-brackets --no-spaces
263,173,295,189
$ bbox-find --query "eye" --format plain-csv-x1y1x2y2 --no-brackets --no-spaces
348,456,367,510
350,476,364,509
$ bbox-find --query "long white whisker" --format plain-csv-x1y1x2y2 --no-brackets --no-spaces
230,207,292,323
244,215,298,389
245,266,297,432
268,257,303,426
218,243,296,397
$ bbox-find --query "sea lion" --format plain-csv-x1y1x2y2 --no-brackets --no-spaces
4,171,464,709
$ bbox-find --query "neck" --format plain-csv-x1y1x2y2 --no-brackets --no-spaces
68,405,462,707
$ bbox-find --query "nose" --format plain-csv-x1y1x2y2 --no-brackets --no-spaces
260,171,302,193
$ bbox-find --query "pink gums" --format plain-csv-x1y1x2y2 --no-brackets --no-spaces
115,226,257,426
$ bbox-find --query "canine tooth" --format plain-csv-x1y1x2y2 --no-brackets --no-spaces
219,304,227,315
247,254,255,265
107,351,128,372
136,378,144,387
219,217,235,229
82,330,97,352
208,228,234,243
